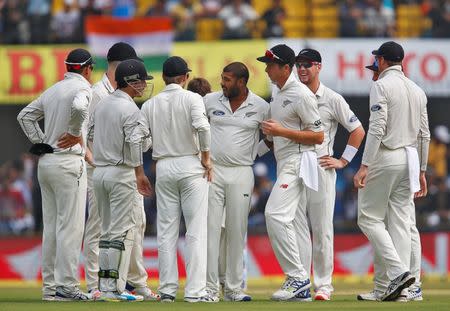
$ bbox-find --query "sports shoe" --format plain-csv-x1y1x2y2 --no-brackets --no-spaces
290,288,312,302
407,287,423,301
88,289,102,300
271,277,311,301
184,294,219,303
42,295,55,301
160,293,175,303
395,288,408,302
98,291,142,302
121,290,144,301
381,271,415,301
224,290,251,302
314,289,331,301
357,290,383,301
55,289,92,301
133,287,160,301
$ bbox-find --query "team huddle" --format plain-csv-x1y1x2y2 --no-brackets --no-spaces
17,40,430,303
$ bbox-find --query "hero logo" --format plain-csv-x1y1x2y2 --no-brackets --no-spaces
314,120,322,127
213,110,225,116
370,104,382,112
349,115,358,122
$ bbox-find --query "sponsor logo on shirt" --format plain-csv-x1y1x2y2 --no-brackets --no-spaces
280,184,289,189
243,194,249,197
245,112,257,118
314,120,322,127
282,100,291,107
212,110,225,116
349,115,358,122
371,104,382,112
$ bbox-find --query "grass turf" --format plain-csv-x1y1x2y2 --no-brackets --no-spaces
0,277,449,311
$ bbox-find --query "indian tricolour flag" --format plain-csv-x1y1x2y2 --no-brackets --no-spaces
85,16,173,73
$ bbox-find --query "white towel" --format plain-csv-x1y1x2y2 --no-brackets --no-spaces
405,146,420,193
299,151,319,192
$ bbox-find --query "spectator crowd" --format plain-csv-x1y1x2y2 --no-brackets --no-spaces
1,0,449,45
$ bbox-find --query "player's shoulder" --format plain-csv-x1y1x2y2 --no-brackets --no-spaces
203,91,223,105
322,84,347,106
248,90,269,111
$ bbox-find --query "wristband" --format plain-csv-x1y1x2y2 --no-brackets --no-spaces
342,145,358,163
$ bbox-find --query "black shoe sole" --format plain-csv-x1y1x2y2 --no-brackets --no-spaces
382,276,415,301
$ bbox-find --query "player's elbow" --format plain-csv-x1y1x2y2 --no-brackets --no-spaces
314,131,324,144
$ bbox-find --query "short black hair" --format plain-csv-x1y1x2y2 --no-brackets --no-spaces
223,62,249,84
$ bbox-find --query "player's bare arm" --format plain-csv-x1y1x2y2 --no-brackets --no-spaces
135,165,152,197
201,150,213,182
262,119,324,145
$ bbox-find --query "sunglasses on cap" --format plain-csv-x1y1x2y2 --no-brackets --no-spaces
265,49,285,62
295,61,320,69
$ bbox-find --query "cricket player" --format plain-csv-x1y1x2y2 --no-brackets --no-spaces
83,42,159,301
141,56,214,303
88,59,152,302
17,48,94,301
256,44,324,301
204,62,269,301
354,41,430,301
294,48,365,301
357,60,424,302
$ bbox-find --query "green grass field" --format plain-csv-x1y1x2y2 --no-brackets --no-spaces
1,277,449,311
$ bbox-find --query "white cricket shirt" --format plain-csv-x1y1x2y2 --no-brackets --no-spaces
204,90,269,166
17,72,92,156
141,83,211,160
270,72,323,162
314,83,362,158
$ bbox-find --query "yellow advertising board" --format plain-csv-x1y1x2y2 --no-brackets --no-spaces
0,41,270,104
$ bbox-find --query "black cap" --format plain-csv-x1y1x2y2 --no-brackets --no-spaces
107,42,143,62
115,59,153,86
372,41,404,62
65,48,95,66
257,44,295,66
296,48,322,63
163,56,191,77
365,60,379,72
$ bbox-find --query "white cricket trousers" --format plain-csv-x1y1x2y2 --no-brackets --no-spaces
206,164,253,294
84,166,148,292
38,153,87,296
84,165,101,291
93,166,137,292
156,155,208,298
118,191,148,291
264,155,309,279
295,165,336,292
358,158,411,281
373,200,422,292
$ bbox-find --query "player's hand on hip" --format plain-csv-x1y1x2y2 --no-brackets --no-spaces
319,156,348,169
57,133,82,149
262,119,281,136
414,172,428,198
137,175,152,197
353,165,368,189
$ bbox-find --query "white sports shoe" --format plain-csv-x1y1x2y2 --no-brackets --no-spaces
271,277,311,301
55,289,92,301
407,287,423,301
224,290,252,302
381,271,415,301
357,290,383,301
133,287,160,301
314,289,331,301
42,295,55,301
395,288,408,302
184,294,219,303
